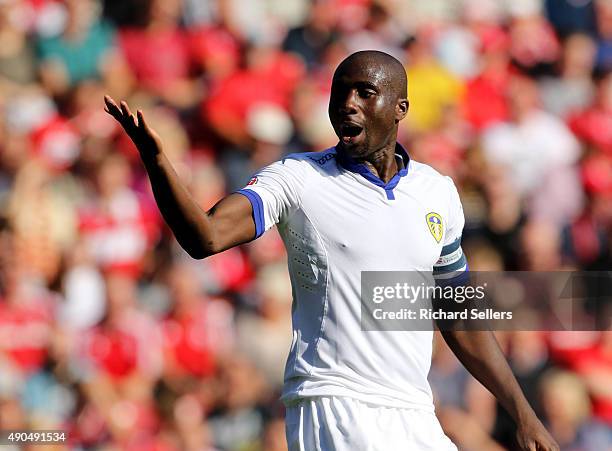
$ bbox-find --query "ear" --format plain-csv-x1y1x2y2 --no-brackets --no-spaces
395,99,409,122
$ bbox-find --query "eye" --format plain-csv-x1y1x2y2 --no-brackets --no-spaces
359,88,376,99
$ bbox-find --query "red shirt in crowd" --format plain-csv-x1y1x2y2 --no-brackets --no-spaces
163,299,234,378
204,50,304,132
79,189,160,278
461,70,510,131
119,28,193,92
573,341,612,424
81,309,163,381
0,295,55,374
568,107,612,155
548,332,612,424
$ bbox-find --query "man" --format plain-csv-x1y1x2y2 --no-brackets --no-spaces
104,50,559,451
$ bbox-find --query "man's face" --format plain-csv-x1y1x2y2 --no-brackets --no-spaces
328,61,404,158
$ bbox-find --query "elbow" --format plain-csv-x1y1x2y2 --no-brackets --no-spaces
175,225,221,259
184,240,219,260
186,248,208,260
185,245,212,260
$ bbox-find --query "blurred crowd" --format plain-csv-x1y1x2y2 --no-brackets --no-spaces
0,0,612,449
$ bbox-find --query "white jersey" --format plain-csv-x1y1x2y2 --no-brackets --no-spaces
237,143,467,412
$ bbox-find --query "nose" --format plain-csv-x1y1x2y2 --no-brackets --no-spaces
339,89,358,115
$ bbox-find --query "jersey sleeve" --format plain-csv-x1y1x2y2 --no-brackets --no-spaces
433,177,468,284
235,157,306,239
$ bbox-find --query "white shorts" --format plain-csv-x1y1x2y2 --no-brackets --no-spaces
285,397,457,451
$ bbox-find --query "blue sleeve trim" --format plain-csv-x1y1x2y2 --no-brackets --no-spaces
441,237,461,256
436,269,470,288
236,189,265,239
434,262,470,288
433,254,468,274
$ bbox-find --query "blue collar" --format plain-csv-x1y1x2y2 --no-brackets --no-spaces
336,142,410,200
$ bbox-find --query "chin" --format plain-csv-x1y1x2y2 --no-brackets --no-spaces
338,139,368,159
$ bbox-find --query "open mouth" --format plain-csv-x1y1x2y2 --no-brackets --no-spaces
340,123,364,142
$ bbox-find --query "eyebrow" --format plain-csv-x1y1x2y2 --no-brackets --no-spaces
354,81,379,91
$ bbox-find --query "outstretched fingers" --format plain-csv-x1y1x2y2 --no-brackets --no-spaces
104,95,141,135
136,110,148,132
104,96,158,153
120,101,138,130
136,110,155,136
103,95,122,120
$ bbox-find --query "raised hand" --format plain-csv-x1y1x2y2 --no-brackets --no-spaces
101,94,257,258
103,95,162,158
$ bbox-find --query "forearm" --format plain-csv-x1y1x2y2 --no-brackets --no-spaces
141,150,216,258
103,95,257,259
440,330,535,424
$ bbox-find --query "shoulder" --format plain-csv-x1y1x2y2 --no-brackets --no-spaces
409,160,453,186
282,147,337,166
272,147,338,174
409,160,460,202
250,148,337,187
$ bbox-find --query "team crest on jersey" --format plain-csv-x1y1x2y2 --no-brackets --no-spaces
426,212,444,243
247,176,258,186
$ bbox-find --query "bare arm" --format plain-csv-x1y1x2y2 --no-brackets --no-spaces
439,329,559,451
104,96,255,259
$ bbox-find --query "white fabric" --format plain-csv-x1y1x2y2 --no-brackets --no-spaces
285,396,458,451
239,146,466,412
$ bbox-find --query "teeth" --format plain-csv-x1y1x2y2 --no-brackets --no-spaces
342,125,363,137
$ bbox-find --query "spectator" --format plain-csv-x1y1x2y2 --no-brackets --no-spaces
162,262,234,383
570,331,612,425
595,0,612,71
482,75,583,224
508,1,561,74
283,0,338,70
569,71,612,155
539,369,612,450
78,151,160,278
404,33,465,133
236,263,292,388
37,0,130,96
204,43,303,148
539,33,596,117
545,0,597,38
461,26,512,130
0,1,37,89
118,0,199,109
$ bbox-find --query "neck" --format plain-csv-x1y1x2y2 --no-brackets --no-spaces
359,141,398,183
